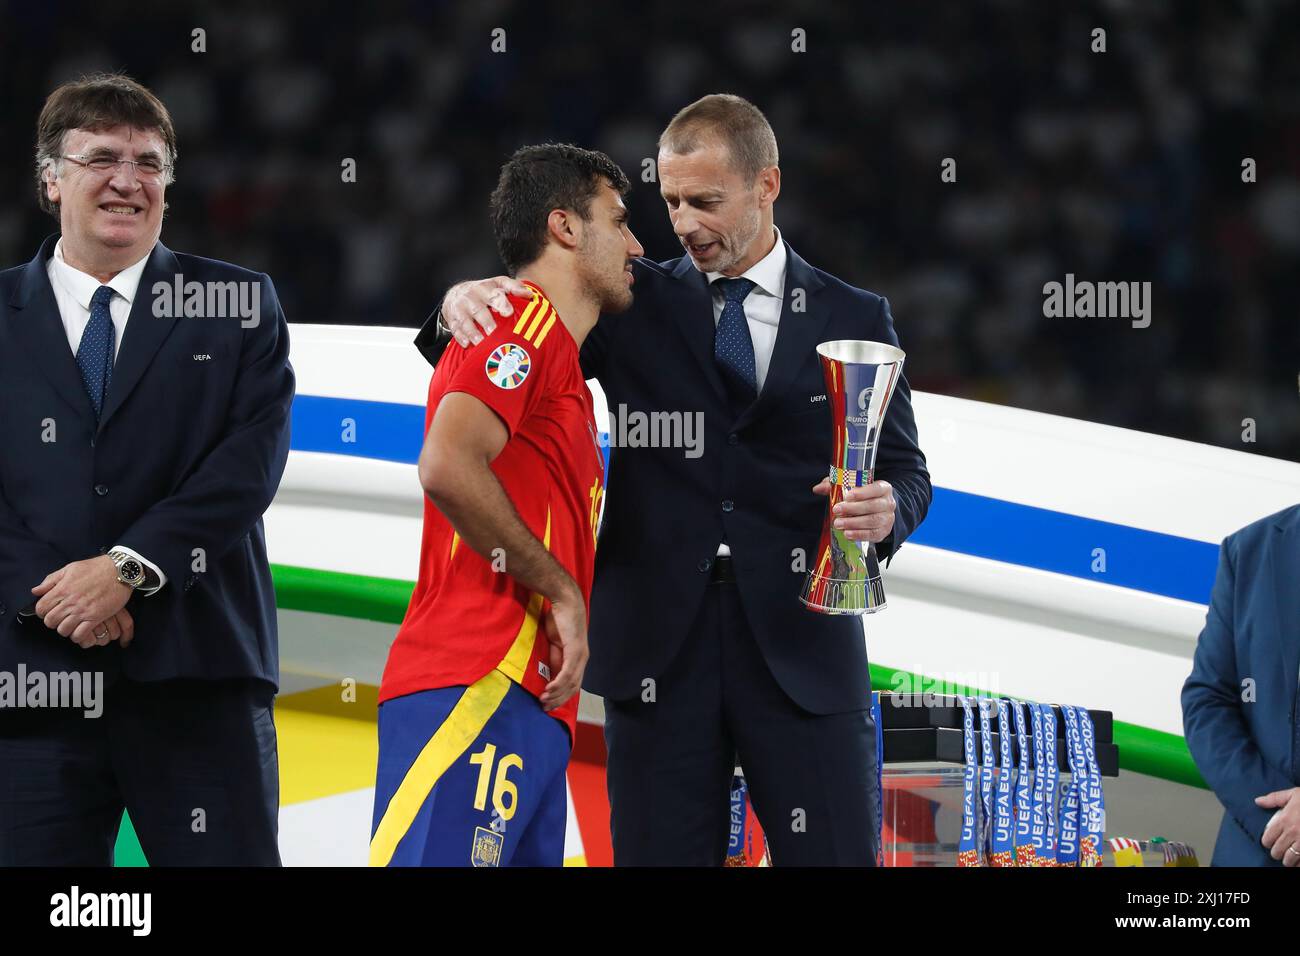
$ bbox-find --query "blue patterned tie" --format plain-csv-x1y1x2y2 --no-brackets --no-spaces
713,277,758,397
77,285,116,421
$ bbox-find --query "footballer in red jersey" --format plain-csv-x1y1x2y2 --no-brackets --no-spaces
371,144,641,867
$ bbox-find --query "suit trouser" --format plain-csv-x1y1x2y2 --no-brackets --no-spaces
0,676,281,866
603,573,880,865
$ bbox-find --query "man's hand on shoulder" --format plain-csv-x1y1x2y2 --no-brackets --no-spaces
443,276,533,347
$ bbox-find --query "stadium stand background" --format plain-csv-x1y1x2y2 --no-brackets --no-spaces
1,0,1296,460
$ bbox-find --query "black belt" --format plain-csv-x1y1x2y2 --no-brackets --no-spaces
710,554,736,583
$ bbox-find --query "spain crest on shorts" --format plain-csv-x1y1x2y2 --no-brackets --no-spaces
485,343,530,389
471,826,504,866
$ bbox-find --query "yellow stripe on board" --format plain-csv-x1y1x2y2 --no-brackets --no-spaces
496,509,553,683
512,296,541,335
523,304,551,343
276,684,380,806
533,309,559,347
368,669,512,866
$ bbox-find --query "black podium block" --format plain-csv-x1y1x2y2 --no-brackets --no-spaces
876,693,1119,776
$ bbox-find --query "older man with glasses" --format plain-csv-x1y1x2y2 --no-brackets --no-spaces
0,73,294,865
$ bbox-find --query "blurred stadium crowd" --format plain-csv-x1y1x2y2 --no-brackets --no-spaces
1,0,1296,459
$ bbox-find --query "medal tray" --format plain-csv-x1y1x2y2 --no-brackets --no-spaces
877,694,1118,776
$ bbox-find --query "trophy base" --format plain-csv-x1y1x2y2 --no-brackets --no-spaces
798,575,887,616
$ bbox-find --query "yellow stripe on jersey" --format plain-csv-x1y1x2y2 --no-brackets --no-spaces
496,508,552,684
523,304,551,343
368,668,512,866
449,531,460,561
512,295,542,335
532,308,559,347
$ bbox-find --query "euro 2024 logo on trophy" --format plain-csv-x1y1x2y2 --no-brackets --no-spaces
799,340,906,615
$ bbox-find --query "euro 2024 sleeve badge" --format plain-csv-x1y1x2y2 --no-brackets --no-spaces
485,343,531,389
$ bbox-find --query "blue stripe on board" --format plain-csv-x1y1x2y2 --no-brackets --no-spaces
291,394,425,464
289,395,1219,603
909,488,1218,604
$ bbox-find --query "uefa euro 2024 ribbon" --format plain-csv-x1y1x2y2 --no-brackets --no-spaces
1056,704,1085,866
1012,699,1035,866
1078,707,1107,866
977,697,996,863
990,697,1016,867
1038,702,1061,866
957,696,982,867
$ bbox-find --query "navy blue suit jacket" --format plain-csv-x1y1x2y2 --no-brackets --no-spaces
1182,504,1300,866
578,242,930,714
0,236,294,687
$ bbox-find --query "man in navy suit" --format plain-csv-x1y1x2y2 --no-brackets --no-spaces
427,94,931,864
0,74,294,865
1183,504,1300,867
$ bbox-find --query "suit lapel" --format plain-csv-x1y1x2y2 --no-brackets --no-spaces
7,235,98,422
97,242,181,432
736,243,829,430
669,255,728,404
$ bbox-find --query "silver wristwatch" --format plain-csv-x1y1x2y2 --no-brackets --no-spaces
108,549,147,589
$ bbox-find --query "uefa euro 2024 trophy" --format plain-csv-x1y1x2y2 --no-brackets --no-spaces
799,340,906,615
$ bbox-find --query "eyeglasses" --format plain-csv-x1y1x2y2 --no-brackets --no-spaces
62,153,171,184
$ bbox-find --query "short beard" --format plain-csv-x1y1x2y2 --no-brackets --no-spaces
707,203,763,275
578,238,634,315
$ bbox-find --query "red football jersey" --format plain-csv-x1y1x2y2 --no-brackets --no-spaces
379,281,604,740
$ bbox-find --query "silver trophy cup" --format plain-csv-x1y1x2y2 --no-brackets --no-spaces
799,340,906,615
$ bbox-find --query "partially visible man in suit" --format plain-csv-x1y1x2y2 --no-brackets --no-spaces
430,94,931,865
1183,503,1300,867
0,73,294,865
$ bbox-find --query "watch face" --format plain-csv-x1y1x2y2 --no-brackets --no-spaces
120,559,143,582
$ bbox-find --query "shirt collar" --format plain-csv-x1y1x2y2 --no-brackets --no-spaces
707,225,787,301
50,238,154,311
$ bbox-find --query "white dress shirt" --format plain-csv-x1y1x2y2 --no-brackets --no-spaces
45,239,167,593
707,226,787,556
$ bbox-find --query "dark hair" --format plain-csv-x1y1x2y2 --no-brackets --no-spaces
659,93,779,184
34,72,178,218
489,143,630,274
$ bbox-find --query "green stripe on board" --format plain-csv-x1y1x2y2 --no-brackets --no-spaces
113,814,148,867
111,562,1205,865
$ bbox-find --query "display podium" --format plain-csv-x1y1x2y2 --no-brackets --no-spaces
876,693,1119,867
